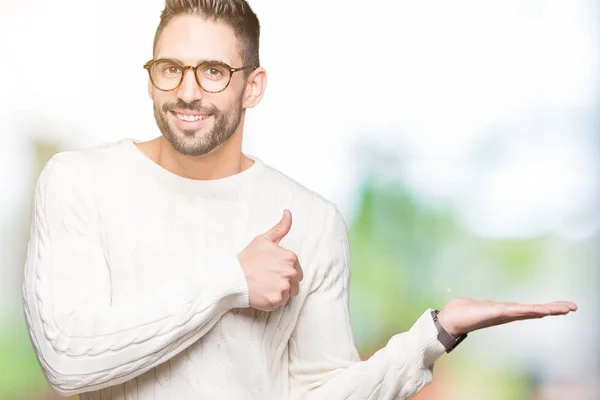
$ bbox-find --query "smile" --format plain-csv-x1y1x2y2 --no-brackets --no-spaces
173,113,210,122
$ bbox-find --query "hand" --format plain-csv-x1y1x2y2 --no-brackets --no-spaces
237,209,304,312
437,297,578,337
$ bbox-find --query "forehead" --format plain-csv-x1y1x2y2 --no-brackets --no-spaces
155,14,240,65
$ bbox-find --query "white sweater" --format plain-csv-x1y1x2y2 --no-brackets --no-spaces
22,138,446,399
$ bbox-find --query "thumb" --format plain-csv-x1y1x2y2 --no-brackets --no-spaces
263,209,292,244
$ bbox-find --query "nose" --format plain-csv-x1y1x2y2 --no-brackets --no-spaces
176,67,203,103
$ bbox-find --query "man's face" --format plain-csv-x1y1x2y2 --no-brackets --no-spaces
151,15,246,157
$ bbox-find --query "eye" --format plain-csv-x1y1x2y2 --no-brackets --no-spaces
201,65,227,80
153,60,182,77
163,65,181,75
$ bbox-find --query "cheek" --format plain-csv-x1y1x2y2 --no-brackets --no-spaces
153,101,172,123
200,95,227,114
153,95,174,113
220,91,244,113
148,82,158,100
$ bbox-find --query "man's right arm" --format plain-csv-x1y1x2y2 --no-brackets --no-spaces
21,154,248,396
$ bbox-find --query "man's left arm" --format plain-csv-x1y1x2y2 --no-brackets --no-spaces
287,206,446,400
287,205,577,400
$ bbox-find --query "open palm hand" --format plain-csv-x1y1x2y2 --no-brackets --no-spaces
437,297,577,337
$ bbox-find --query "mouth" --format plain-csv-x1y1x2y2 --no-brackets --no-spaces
170,110,213,130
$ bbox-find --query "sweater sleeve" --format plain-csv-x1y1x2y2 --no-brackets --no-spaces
288,206,446,400
21,154,249,396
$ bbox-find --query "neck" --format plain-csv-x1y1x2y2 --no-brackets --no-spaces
141,116,254,181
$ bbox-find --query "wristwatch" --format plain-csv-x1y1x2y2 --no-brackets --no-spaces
430,309,467,353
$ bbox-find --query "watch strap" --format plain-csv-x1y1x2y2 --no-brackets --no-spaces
431,309,467,353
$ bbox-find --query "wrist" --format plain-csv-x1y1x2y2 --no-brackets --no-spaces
436,309,462,337
431,309,468,353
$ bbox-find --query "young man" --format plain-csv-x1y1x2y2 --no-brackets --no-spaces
21,1,576,399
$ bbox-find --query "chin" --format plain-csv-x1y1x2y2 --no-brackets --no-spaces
167,130,218,157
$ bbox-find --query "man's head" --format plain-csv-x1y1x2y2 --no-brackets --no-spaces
148,0,265,157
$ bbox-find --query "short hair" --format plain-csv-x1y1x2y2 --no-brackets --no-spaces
153,0,260,70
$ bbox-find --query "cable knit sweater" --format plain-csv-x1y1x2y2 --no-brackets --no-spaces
21,138,446,399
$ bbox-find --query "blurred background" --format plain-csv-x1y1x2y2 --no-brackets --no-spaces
0,0,598,399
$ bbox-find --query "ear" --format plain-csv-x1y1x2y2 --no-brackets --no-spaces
242,67,267,109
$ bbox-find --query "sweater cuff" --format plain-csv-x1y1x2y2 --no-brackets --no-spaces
188,254,249,309
408,308,447,368
213,254,250,308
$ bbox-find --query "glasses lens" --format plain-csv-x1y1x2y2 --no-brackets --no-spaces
196,62,231,93
150,60,183,91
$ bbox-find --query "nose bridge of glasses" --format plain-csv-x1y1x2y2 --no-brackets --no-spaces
181,65,197,81
175,64,203,96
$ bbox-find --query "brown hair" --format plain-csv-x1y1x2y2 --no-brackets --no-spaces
153,0,260,71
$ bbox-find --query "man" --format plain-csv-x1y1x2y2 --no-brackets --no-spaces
21,1,576,399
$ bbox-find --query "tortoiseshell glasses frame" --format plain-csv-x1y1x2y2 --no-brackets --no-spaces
143,58,258,94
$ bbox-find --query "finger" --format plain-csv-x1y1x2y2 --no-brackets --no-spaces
518,301,576,312
294,260,304,282
290,279,300,297
547,301,578,311
526,303,573,316
505,303,570,320
505,305,571,322
490,302,575,326
546,303,573,315
262,209,292,244
494,303,546,321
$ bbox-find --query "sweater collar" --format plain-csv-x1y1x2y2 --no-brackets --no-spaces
122,138,266,200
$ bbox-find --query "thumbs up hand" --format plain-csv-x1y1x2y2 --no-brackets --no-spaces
237,209,304,311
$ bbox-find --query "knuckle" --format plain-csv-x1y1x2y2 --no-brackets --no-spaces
252,238,265,251
290,284,299,296
286,267,297,279
270,226,281,237
286,251,298,263
268,294,282,306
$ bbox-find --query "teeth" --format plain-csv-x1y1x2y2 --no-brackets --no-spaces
176,114,208,122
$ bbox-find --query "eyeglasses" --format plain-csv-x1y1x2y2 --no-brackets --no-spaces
144,59,258,93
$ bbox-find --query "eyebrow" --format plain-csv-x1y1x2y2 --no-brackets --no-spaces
158,57,229,65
